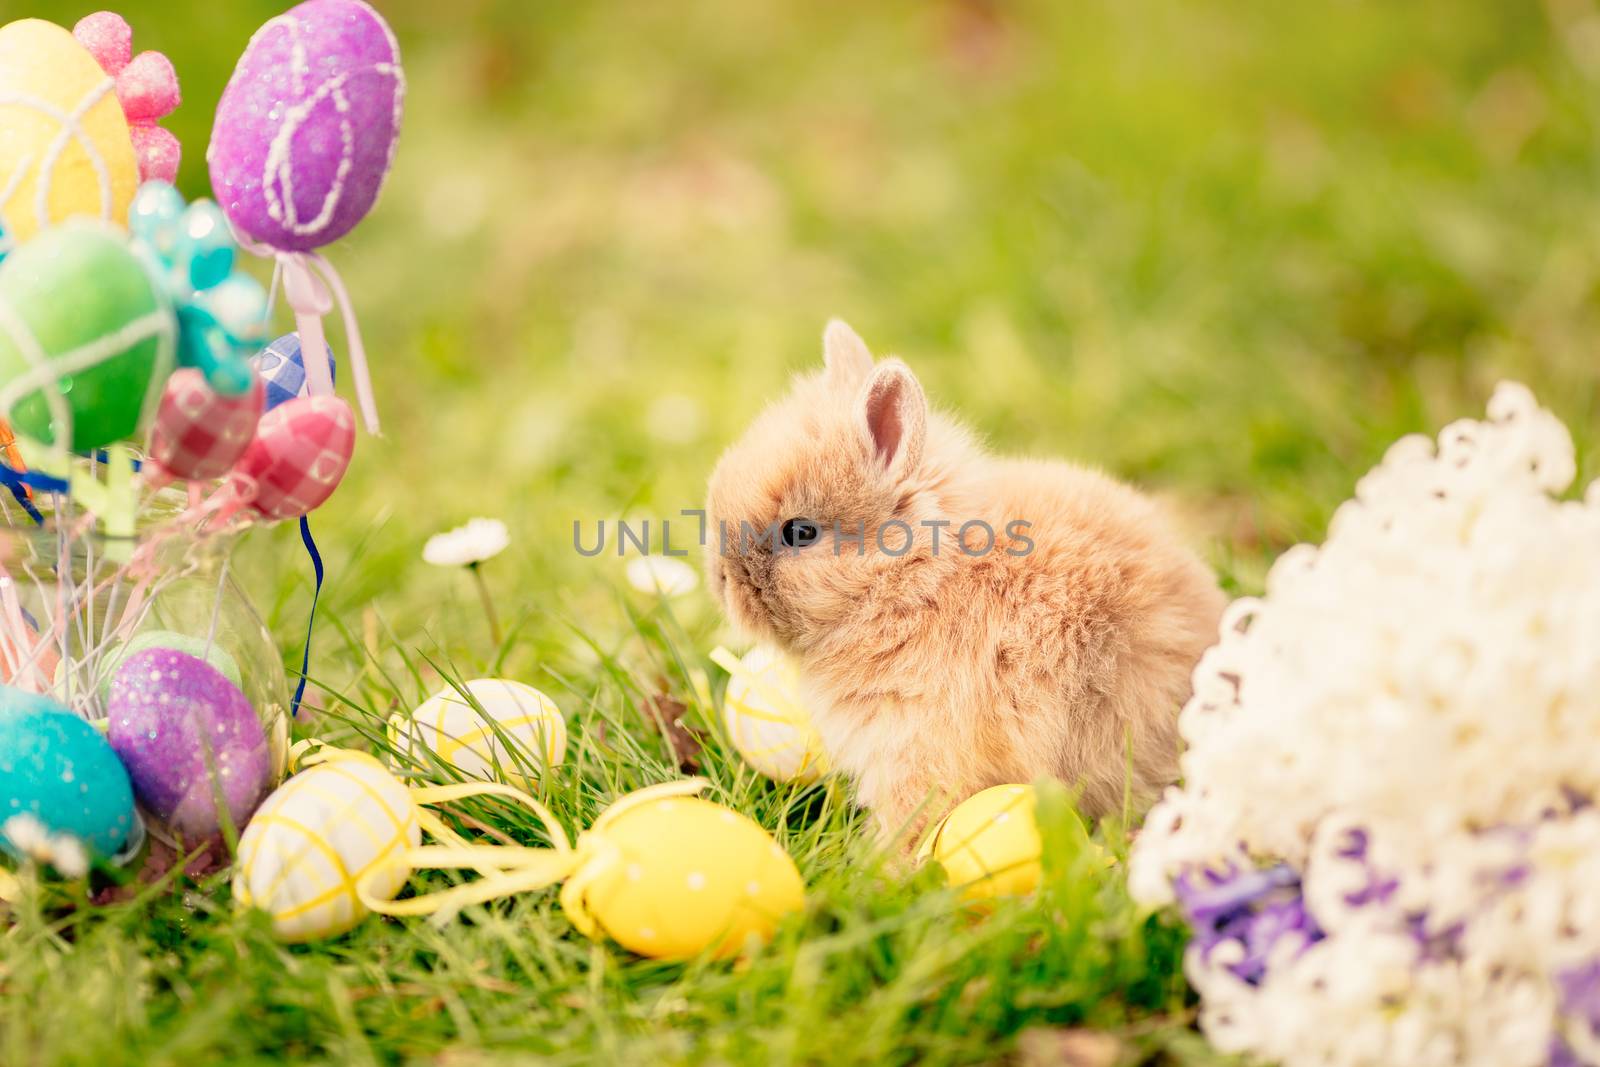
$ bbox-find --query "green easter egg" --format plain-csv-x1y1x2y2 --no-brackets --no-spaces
99,630,242,703
0,687,137,861
0,222,174,451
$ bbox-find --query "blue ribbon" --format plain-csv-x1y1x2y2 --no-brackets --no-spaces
0,459,64,523
291,515,325,718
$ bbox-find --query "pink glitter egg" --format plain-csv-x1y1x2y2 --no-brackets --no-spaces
106,647,271,843
147,368,263,483
207,0,404,252
228,393,355,520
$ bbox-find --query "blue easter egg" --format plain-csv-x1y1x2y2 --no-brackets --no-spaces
0,688,137,862
253,332,337,412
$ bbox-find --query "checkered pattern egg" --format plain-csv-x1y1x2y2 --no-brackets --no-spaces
234,756,420,942
0,19,140,254
571,795,804,959
106,648,273,843
230,394,355,520
148,368,262,482
0,687,137,861
390,679,566,785
721,646,829,785
0,222,173,450
254,333,337,413
208,0,405,252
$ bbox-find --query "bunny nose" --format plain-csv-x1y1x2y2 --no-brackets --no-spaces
726,541,771,591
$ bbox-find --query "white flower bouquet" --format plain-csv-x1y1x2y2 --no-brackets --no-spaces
1131,383,1600,1067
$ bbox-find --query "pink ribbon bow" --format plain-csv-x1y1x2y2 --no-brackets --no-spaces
73,11,182,184
241,231,382,436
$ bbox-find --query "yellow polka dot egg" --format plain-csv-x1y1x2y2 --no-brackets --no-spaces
565,792,804,959
389,679,566,785
233,756,420,942
712,646,828,785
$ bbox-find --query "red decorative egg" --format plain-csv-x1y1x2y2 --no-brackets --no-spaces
147,368,263,482
228,394,354,520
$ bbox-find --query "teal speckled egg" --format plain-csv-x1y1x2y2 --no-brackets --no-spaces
0,687,137,860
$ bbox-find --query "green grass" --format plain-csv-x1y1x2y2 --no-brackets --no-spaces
5,0,1600,1062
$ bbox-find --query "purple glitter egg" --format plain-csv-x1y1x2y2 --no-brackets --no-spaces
106,648,271,842
207,0,405,252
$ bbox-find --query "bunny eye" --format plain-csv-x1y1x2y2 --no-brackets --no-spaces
780,518,821,548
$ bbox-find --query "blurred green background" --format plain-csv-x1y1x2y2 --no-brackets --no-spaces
12,0,1600,688
8,3,1600,1063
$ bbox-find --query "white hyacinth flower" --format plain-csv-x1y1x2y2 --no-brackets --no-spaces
1131,383,1600,1067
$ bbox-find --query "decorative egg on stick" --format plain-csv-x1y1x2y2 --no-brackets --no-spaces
0,687,140,867
127,181,267,396
106,648,273,843
220,394,356,523
254,332,337,413
208,0,405,433
710,646,829,785
389,678,567,785
0,17,140,256
0,221,176,452
144,368,263,489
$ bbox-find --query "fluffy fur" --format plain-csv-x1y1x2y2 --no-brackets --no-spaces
705,321,1225,843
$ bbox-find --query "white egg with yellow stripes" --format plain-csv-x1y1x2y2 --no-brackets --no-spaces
233,756,420,942
919,782,1110,902
711,646,828,785
389,679,566,784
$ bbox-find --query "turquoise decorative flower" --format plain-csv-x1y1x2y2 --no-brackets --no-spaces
128,181,266,396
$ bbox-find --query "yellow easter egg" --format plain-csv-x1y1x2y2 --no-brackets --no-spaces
571,795,804,959
717,645,829,785
0,19,139,251
921,784,1046,900
389,679,566,784
233,757,421,942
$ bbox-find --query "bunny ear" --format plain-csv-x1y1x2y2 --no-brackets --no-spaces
859,360,926,477
823,319,873,387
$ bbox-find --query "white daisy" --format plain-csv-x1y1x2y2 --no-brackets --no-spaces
423,518,510,567
2,814,89,878
625,556,700,597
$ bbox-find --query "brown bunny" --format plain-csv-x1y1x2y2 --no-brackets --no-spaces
705,321,1225,844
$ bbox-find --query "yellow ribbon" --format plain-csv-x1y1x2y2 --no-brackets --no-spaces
285,741,712,936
